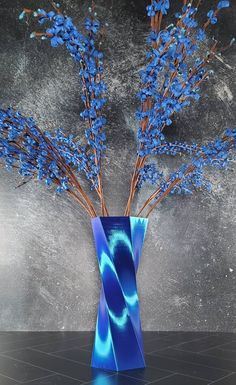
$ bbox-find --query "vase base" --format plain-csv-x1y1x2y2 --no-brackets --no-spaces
91,360,146,372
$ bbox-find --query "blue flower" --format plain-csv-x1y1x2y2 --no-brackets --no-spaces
217,1,230,9
183,16,198,28
207,10,218,24
157,0,170,15
196,28,206,41
54,14,64,25
146,4,156,17
84,18,100,34
137,163,163,190
50,36,64,47
147,0,170,17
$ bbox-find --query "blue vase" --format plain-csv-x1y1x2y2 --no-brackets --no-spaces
91,216,148,371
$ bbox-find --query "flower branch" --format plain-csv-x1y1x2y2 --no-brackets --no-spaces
137,129,236,217
2,1,235,221
0,108,97,217
20,4,108,215
124,0,232,216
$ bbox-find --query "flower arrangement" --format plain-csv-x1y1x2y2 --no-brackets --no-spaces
1,0,235,372
0,0,235,219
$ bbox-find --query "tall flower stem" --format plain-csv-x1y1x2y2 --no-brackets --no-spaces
36,127,97,217
125,31,218,216
79,57,108,216
124,2,190,215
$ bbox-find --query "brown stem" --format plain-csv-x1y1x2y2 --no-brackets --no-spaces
67,190,93,216
204,9,220,30
79,55,108,216
124,4,195,215
138,136,234,217
48,1,63,15
144,165,194,217
35,126,97,216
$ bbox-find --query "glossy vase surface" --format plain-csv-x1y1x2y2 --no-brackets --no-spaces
91,216,148,371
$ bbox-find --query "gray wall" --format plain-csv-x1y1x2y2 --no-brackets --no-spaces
0,0,235,331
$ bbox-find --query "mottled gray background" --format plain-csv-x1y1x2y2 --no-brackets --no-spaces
0,0,235,331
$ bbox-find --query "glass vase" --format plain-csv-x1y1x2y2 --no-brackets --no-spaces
91,216,148,371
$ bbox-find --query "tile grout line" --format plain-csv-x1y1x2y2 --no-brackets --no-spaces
28,348,92,367
145,352,230,379
146,335,220,355
0,336,91,355
199,341,236,354
150,349,234,373
25,348,121,382
27,341,93,355
116,370,176,383
208,372,236,384
145,373,176,384
21,373,56,384
0,371,24,384
27,349,179,384
151,346,236,369
197,349,236,364
148,370,217,383
0,353,85,383
1,333,236,385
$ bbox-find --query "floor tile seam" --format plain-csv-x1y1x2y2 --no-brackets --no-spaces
0,371,24,384
25,347,122,381
146,353,231,377
151,333,219,342
142,331,204,340
145,335,221,354
0,336,60,351
41,346,91,354
207,372,236,384
98,367,177,383
0,353,83,383
0,335,86,354
68,372,117,385
146,361,219,382
144,373,176,384
147,371,212,384
152,350,234,372
21,374,56,384
155,347,236,366
197,350,236,364
36,341,94,354
198,341,236,354
79,345,93,352
144,336,178,343
31,350,92,367
146,335,220,353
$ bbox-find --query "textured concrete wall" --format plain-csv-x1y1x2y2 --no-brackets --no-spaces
0,0,235,331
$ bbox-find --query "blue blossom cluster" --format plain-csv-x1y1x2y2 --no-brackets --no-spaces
154,128,236,197
147,0,170,16
137,163,163,190
136,0,232,191
171,166,213,195
23,7,107,189
152,141,199,156
0,108,98,192
2,2,235,216
207,0,230,24
137,5,208,155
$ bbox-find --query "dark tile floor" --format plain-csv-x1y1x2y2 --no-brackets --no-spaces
0,332,236,384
